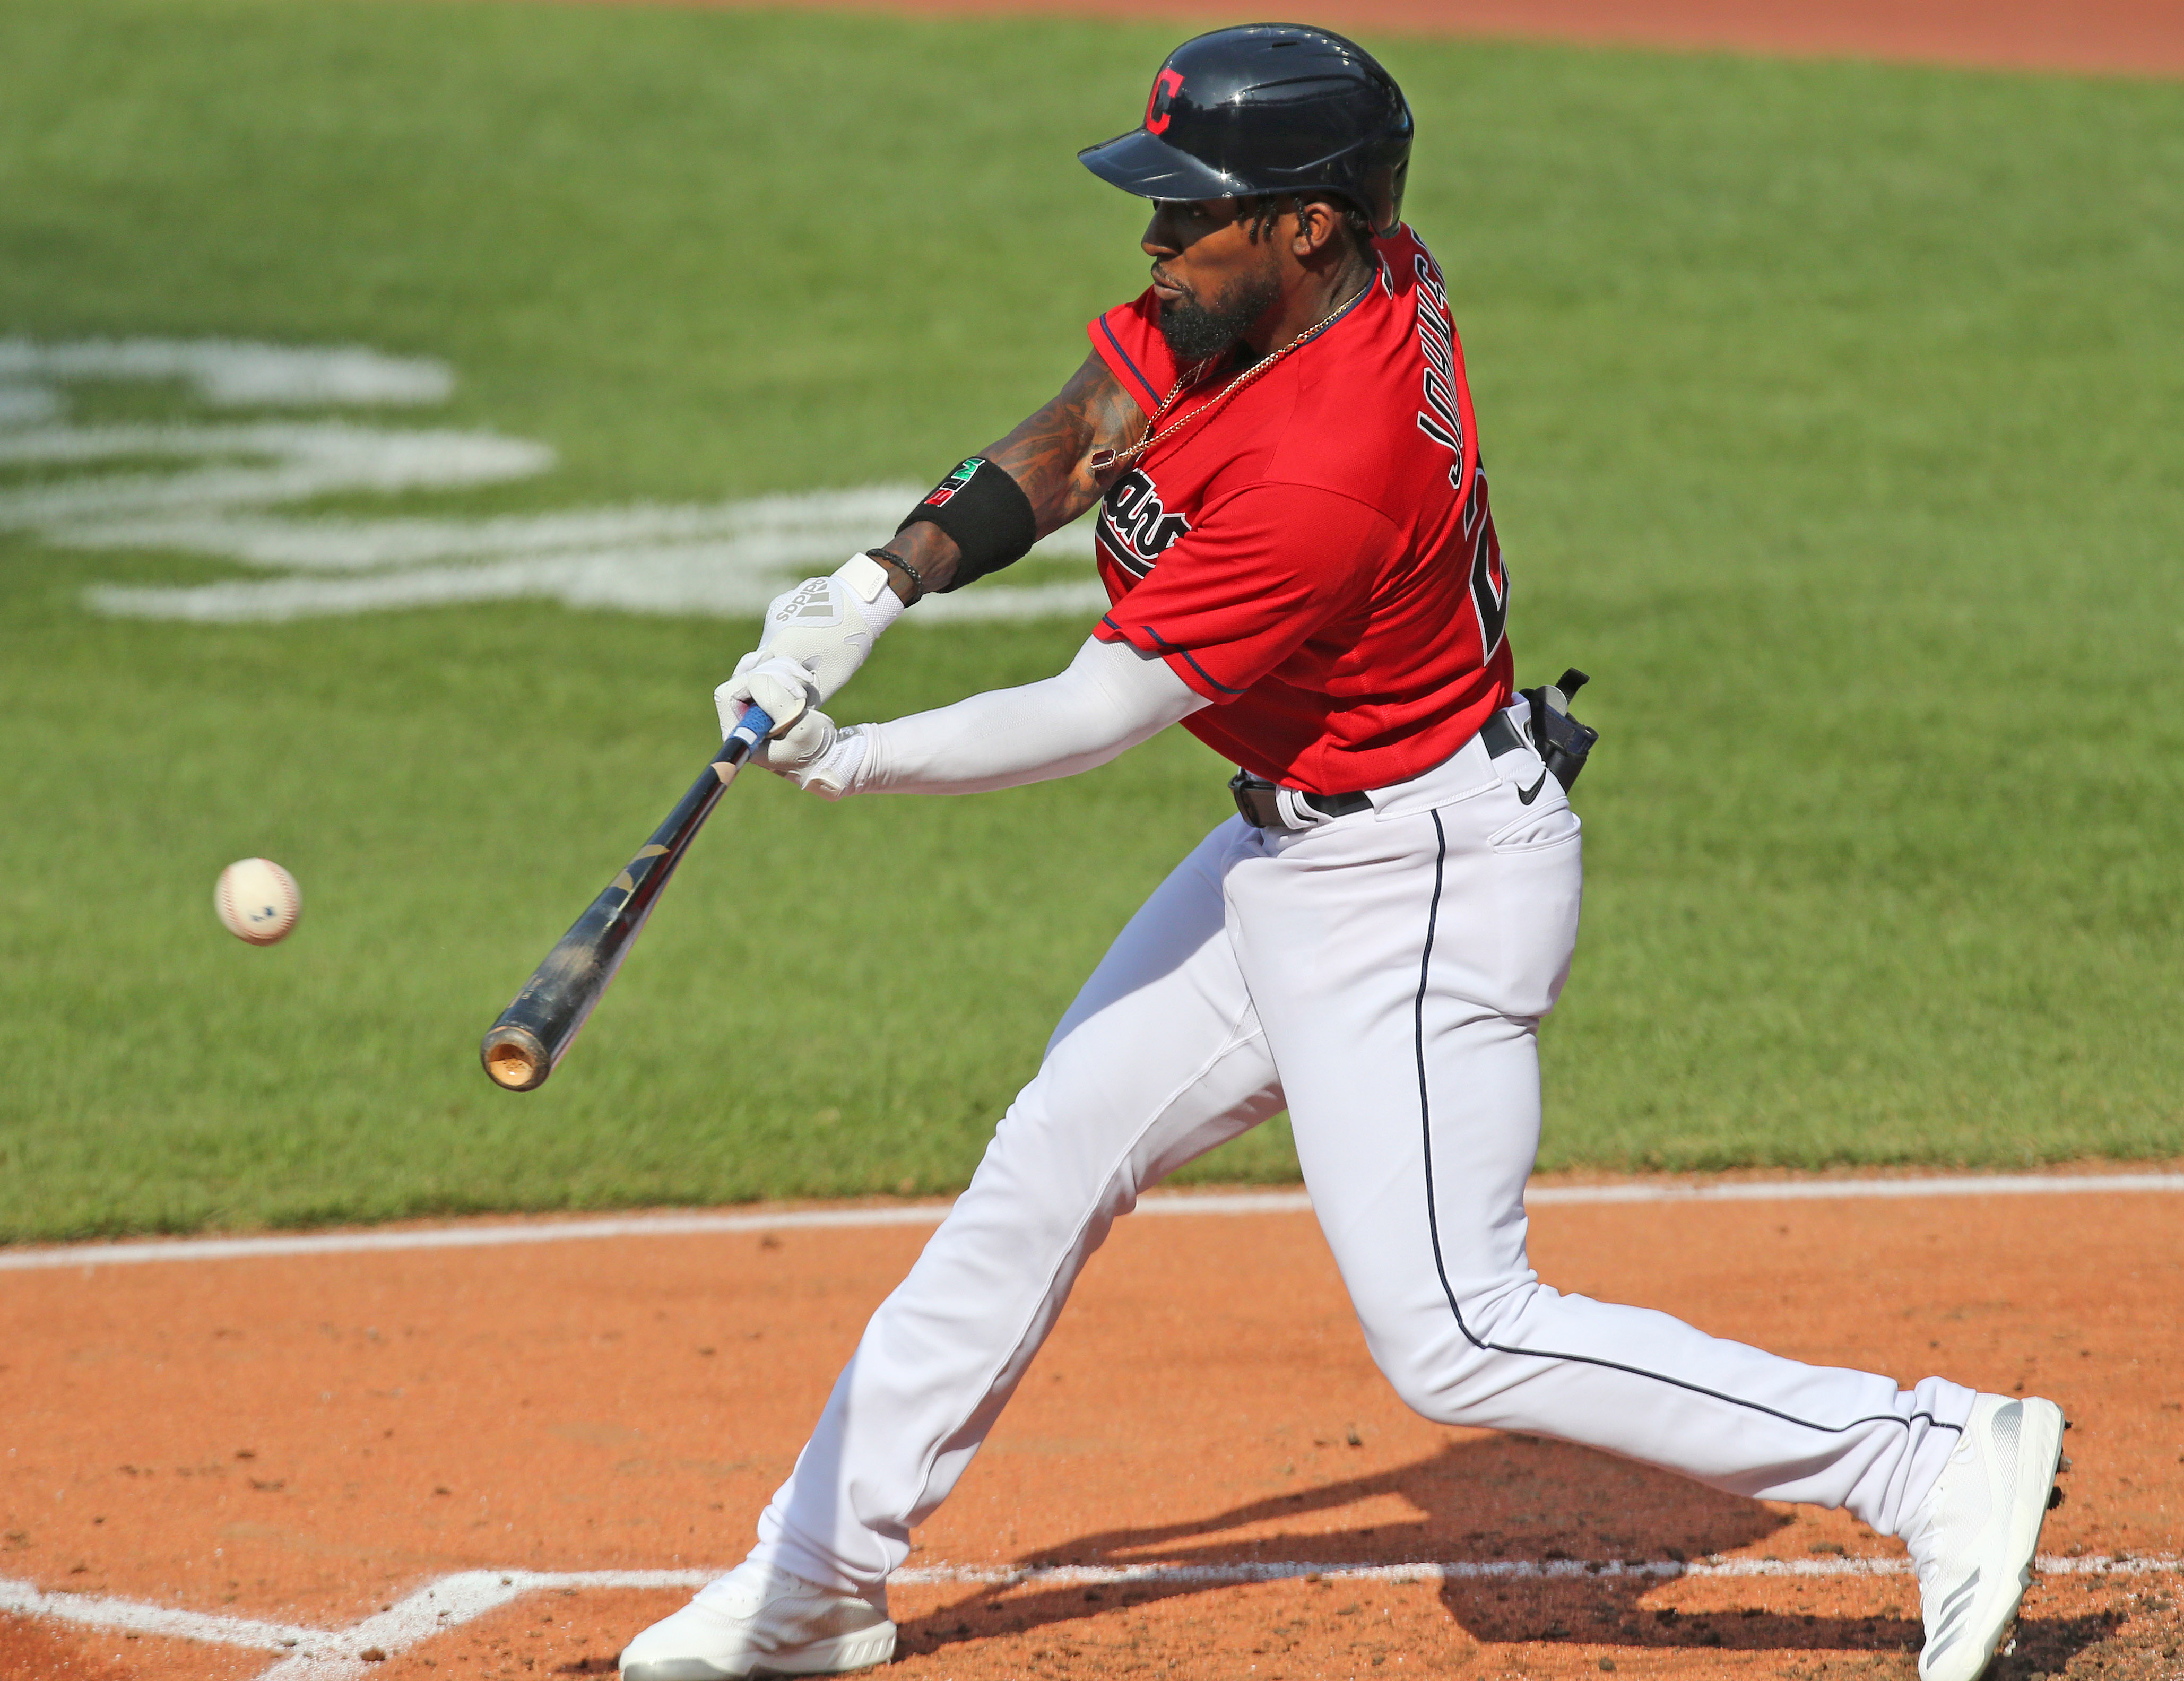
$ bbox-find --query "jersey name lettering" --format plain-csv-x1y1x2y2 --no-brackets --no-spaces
1407,249,1509,658
1411,253,1464,491
1098,466,1191,577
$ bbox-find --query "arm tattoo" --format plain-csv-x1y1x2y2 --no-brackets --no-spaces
985,354,1145,535
888,354,1143,596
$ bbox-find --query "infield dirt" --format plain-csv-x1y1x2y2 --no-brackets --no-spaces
4,1186,2180,1679
551,0,2184,78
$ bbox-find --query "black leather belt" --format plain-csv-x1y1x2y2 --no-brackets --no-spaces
1227,773,1369,829
1230,709,1529,831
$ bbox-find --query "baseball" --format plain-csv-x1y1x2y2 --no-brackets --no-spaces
215,857,301,945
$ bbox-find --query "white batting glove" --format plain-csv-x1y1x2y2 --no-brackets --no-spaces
749,714,872,801
740,551,907,708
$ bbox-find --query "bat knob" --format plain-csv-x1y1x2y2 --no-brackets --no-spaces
480,1023,551,1091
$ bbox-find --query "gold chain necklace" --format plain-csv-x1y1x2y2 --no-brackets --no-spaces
1089,276,1372,474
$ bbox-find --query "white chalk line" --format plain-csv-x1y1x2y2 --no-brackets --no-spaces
892,1555,2184,1585
10,1555,2177,1675
0,1574,324,1651
1523,1172,2184,1207
6,1174,2181,1273
0,1200,965,1271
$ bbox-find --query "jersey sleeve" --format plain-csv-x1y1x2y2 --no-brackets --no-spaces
1092,482,1399,703
1087,292,1181,415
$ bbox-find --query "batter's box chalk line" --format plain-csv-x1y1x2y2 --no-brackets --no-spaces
5,1556,2177,1676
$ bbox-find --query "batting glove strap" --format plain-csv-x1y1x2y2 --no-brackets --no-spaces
744,552,907,708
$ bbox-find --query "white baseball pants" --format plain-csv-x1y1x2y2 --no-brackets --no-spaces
747,718,1975,1595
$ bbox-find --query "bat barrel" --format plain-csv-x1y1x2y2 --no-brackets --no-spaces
478,873,659,1089
478,708,773,1093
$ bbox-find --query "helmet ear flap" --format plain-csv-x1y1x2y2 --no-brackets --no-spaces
1379,157,1410,238
1354,126,1412,237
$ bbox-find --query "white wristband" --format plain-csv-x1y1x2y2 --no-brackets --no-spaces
837,552,907,638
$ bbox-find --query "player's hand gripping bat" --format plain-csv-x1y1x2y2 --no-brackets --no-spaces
478,706,775,1092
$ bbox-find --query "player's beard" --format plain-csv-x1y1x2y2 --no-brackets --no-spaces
1156,267,1282,366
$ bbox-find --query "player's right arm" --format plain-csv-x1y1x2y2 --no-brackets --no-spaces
734,474,1397,802
881,351,1145,599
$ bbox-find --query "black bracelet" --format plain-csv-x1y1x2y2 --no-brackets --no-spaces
867,547,923,603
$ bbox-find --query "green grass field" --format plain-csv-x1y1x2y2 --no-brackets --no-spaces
1,0,2179,1241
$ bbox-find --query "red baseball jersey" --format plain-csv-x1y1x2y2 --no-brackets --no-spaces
1087,226,1513,796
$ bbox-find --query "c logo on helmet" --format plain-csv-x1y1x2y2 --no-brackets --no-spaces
1144,68,1185,135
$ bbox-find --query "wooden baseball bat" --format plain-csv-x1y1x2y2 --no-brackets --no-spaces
479,706,775,1093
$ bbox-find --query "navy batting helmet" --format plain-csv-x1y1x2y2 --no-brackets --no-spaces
1078,24,1414,238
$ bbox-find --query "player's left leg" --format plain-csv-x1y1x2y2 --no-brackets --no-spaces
1228,766,1999,1544
1234,746,2064,1677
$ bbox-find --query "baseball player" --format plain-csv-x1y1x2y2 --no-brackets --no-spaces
620,27,2063,1681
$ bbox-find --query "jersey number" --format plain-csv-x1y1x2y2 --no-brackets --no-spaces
1464,465,1509,657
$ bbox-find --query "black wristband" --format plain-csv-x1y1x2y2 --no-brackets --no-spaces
896,456,1036,590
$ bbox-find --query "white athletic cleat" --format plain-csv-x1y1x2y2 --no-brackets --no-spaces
1904,1393,2066,1681
618,1560,897,1679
